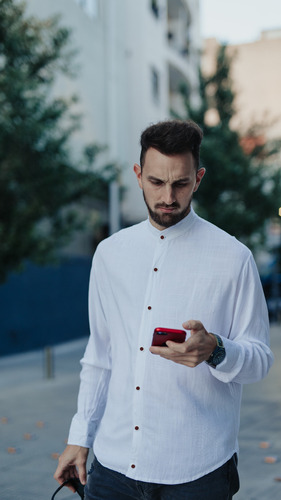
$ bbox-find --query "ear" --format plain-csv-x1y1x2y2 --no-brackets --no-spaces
134,163,143,190
193,167,205,193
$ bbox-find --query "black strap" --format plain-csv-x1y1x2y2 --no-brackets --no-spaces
51,478,84,499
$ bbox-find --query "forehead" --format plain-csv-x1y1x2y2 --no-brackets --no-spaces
142,148,195,179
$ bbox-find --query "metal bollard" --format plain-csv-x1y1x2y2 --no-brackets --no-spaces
44,346,54,379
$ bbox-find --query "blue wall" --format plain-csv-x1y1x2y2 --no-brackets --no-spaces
0,257,92,356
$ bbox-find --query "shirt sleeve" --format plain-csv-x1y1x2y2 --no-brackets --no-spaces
68,250,112,448
210,253,274,384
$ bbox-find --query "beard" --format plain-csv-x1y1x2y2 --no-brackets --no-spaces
143,192,192,229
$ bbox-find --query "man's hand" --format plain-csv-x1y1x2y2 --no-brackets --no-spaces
54,444,89,492
149,320,217,368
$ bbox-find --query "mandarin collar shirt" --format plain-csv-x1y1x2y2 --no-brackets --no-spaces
68,208,273,484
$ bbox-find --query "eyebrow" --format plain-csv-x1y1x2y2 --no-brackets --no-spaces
147,175,191,185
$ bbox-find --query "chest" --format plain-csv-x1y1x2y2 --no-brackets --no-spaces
104,240,238,323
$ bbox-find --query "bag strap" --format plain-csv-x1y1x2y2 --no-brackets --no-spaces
51,478,84,499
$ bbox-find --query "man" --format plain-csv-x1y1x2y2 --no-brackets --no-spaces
54,120,273,499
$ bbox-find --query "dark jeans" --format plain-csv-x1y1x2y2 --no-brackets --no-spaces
84,455,239,500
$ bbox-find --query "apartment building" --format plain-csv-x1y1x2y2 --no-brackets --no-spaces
202,30,281,141
25,0,201,228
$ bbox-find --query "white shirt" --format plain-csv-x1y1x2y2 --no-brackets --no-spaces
68,208,273,484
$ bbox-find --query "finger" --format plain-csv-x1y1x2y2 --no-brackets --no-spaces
150,343,188,356
62,470,79,493
149,345,168,355
182,320,203,331
54,464,77,483
53,477,76,494
75,447,89,485
159,352,202,367
78,465,87,486
66,483,77,494
165,340,191,352
54,466,65,484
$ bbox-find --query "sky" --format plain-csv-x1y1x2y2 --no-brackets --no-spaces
200,0,281,44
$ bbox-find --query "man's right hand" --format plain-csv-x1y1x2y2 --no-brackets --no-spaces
54,444,89,492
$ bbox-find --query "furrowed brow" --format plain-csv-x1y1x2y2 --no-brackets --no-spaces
147,175,164,182
171,177,191,185
147,176,191,184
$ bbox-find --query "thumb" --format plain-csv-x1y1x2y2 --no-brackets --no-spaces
182,320,203,333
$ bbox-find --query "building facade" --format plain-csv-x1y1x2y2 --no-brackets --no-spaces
25,0,201,228
202,30,281,141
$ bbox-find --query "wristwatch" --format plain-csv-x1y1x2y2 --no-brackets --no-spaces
205,334,225,368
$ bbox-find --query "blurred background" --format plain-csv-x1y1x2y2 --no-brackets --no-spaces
1,2,281,499
0,0,280,353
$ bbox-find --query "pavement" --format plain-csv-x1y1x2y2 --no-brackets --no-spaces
0,325,281,500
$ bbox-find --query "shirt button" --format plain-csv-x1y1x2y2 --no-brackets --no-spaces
135,426,139,430
131,464,136,469
147,306,152,310
140,347,144,351
136,386,140,390
160,235,165,240
154,268,158,272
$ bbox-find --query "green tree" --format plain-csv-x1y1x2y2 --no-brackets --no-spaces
0,0,116,282
180,45,281,251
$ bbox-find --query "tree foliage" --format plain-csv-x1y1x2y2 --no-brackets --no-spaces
181,45,281,251
0,0,116,282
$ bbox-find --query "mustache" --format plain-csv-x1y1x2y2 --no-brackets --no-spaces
155,202,180,209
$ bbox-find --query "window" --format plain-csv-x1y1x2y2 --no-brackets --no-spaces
151,0,159,18
167,0,191,57
75,0,99,18
151,67,160,103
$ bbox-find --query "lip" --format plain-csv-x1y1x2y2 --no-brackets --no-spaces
159,207,177,213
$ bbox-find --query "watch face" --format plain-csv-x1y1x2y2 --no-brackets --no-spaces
213,350,226,366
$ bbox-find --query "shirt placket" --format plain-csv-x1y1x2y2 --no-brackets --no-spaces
128,233,168,475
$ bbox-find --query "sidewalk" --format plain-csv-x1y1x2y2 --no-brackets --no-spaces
0,326,280,500
235,324,281,500
0,338,90,500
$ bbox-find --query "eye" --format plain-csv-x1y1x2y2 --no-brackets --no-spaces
150,179,163,186
174,181,189,188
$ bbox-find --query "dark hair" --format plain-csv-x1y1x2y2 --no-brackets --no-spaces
140,119,203,171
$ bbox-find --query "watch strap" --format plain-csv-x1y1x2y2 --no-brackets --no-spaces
205,334,225,368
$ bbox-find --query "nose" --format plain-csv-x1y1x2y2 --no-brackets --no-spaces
163,185,175,205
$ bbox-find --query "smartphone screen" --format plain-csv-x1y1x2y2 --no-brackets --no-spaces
152,327,186,347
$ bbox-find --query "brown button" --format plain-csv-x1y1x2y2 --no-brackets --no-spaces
131,464,136,468
154,268,158,272
135,426,139,430
140,347,144,351
136,386,140,390
147,306,152,310
160,235,165,239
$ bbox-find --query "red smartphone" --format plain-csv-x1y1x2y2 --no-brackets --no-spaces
152,327,186,347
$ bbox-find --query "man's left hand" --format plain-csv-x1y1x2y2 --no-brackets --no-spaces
149,320,217,368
